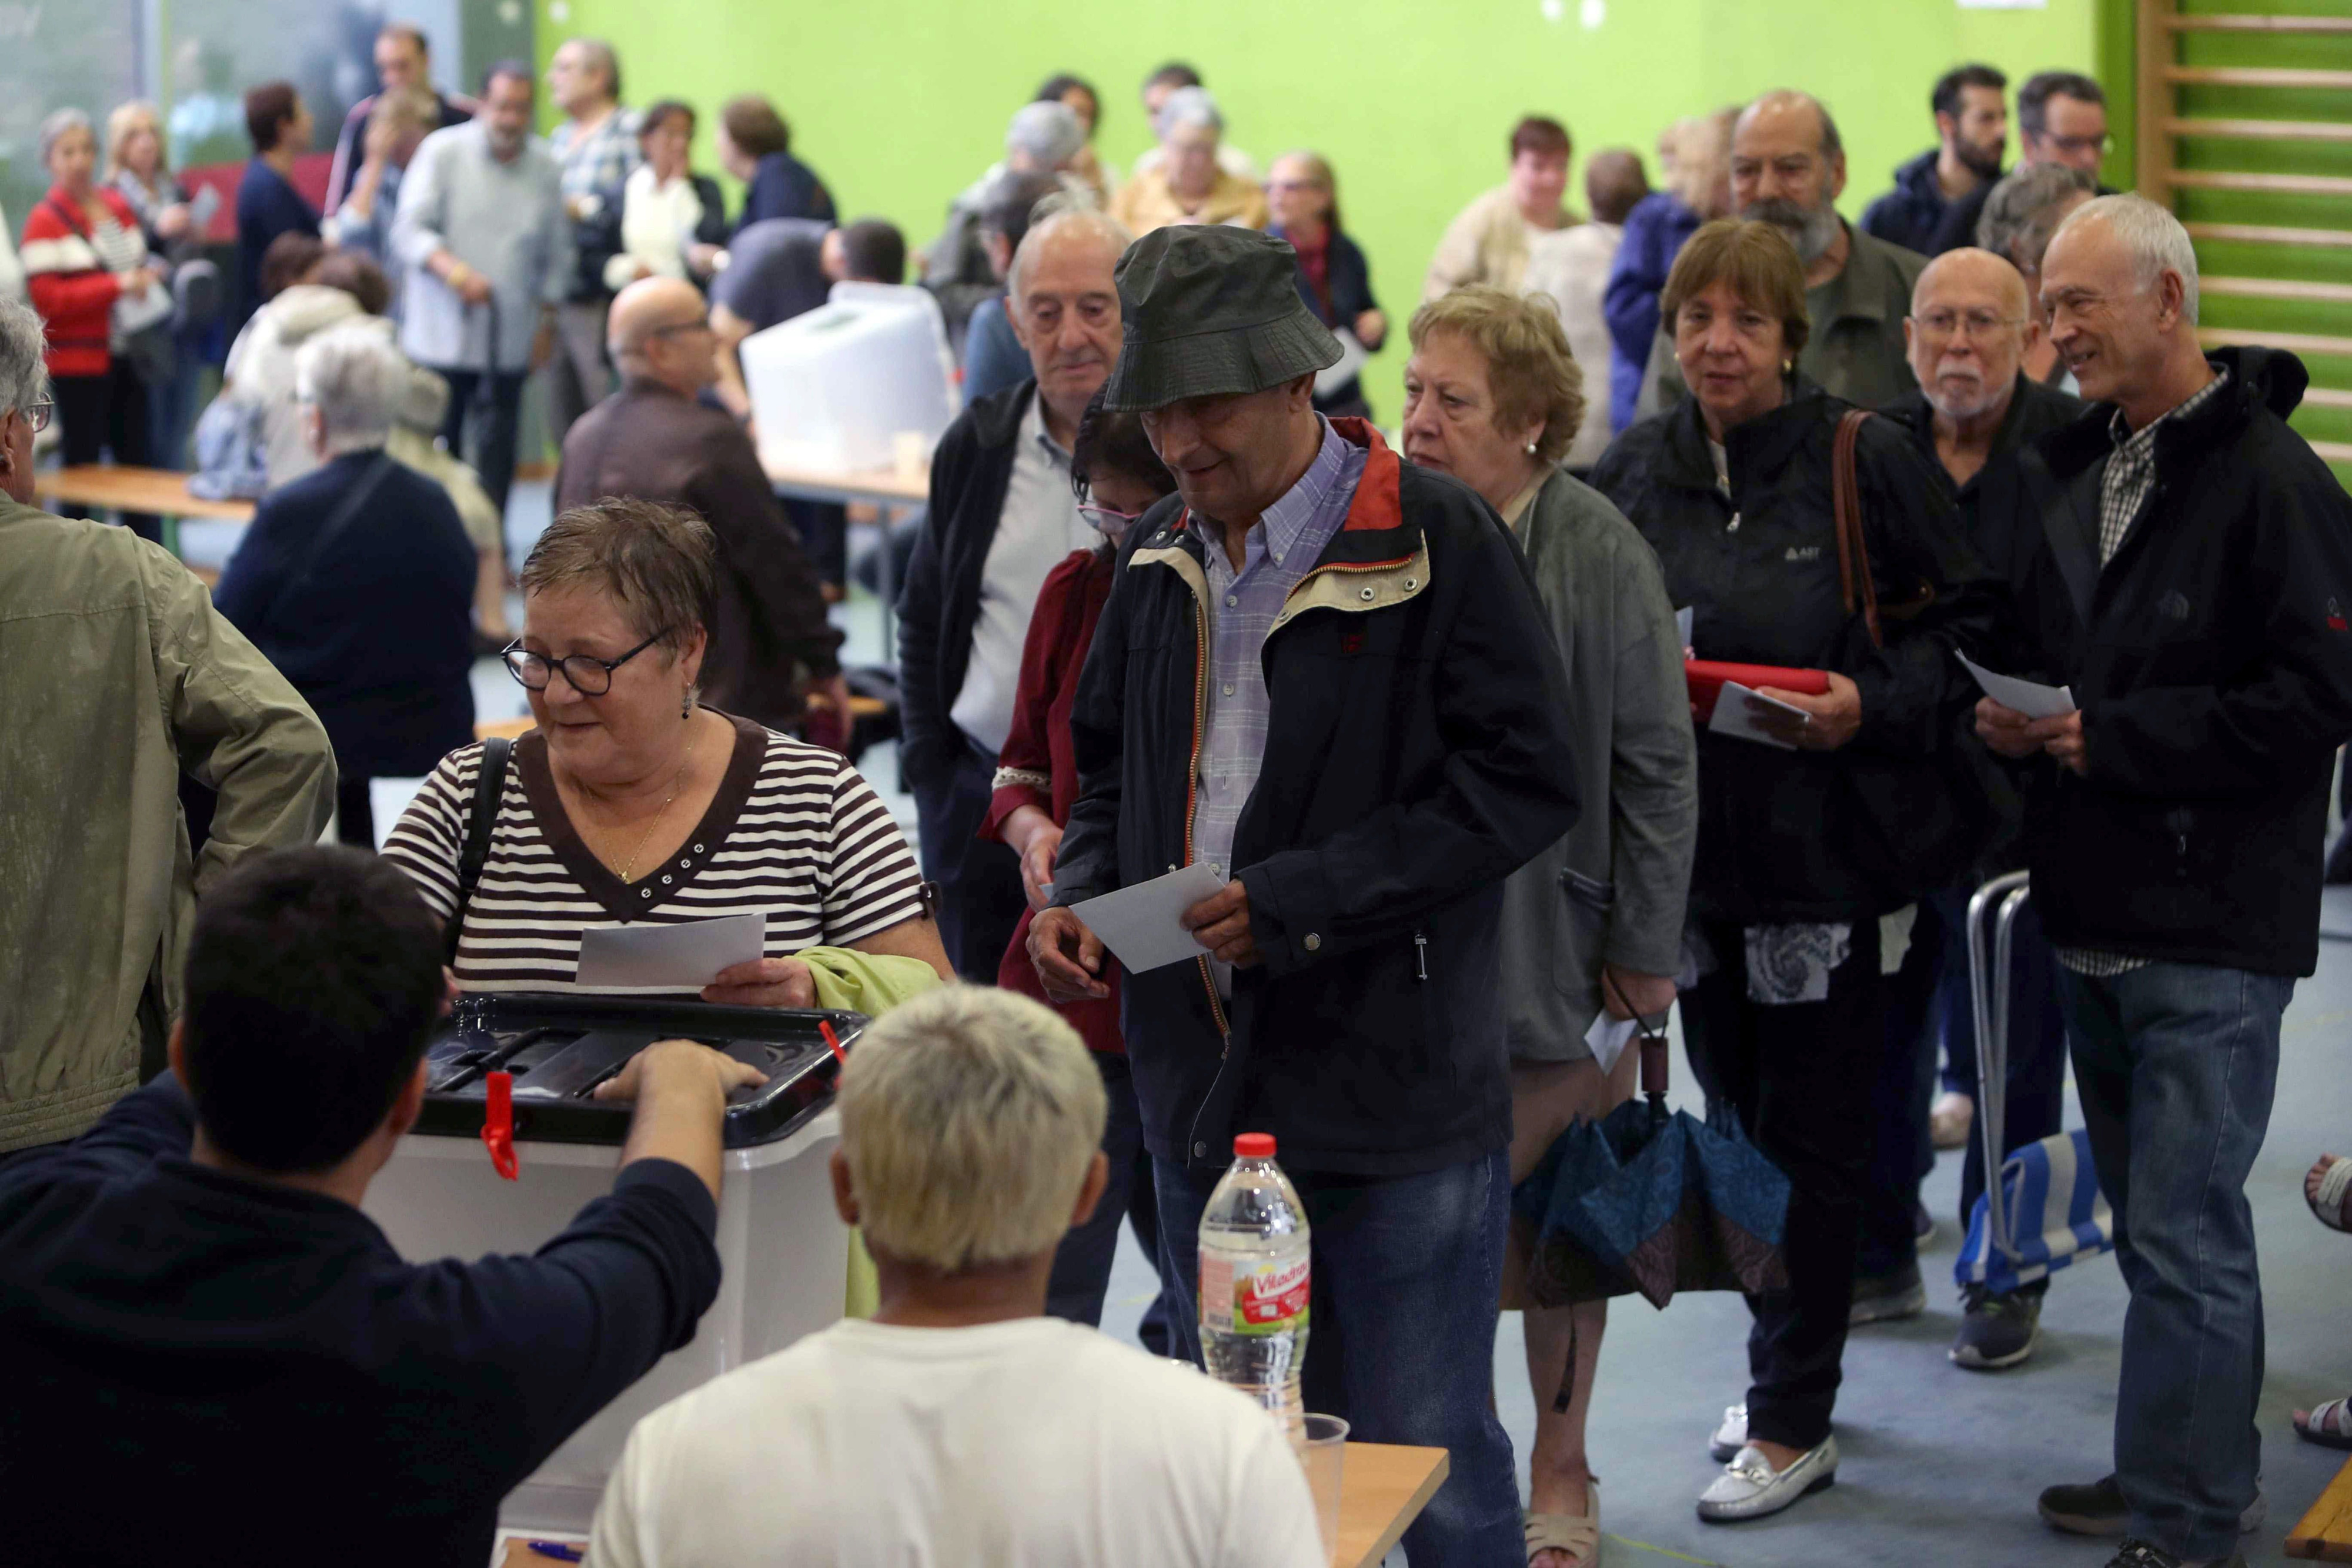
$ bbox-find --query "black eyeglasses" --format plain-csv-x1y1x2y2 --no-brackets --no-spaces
503,629,668,696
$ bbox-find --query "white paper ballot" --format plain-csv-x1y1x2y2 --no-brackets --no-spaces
1068,862,1230,974
1314,330,1369,398
1585,1011,1641,1075
1956,650,2076,720
577,912,767,989
1707,680,1805,750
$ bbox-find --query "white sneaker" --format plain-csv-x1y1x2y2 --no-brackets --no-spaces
1697,1436,1840,1523
1709,1403,1747,1463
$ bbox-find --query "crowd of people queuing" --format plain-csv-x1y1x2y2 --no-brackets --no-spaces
2,31,2351,1568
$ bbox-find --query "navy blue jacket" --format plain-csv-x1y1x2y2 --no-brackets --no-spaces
0,1078,720,1568
1601,192,1702,434
1860,149,1960,258
232,158,320,330
215,451,476,779
1048,423,1580,1178
736,151,837,234
1999,348,2352,975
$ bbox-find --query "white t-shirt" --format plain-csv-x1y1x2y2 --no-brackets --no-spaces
587,1316,1325,1568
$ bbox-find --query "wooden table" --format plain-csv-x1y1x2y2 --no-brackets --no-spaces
1334,1442,1449,1568
2290,1453,2352,1560
35,465,256,524
495,1442,1446,1568
763,457,928,661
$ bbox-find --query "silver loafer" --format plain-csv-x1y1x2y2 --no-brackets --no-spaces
1697,1436,1839,1523
1708,1402,1747,1463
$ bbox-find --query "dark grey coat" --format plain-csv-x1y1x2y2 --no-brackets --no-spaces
1497,468,1697,1060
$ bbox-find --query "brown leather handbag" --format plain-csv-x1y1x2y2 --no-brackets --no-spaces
1831,408,1936,648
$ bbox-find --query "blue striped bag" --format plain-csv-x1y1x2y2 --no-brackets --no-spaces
1955,1127,2116,1296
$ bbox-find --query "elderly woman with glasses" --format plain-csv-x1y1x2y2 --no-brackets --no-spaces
214,324,477,850
1110,88,1267,236
383,495,950,1006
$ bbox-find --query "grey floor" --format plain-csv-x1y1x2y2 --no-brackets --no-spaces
192,482,2352,1567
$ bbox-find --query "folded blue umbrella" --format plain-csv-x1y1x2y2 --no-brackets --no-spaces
1512,1014,1792,1310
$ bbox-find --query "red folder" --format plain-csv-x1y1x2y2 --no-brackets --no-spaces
1685,660,1830,722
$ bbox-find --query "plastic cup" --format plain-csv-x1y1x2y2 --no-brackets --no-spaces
1297,1412,1348,1562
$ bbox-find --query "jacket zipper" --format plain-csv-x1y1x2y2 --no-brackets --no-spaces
1178,541,1237,1166
1414,931,1429,981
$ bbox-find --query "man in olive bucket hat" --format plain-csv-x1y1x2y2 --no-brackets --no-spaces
1029,223,1579,1565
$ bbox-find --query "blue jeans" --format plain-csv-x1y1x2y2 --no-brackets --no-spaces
2057,961,2290,1562
1155,1150,1522,1568
1045,1053,1168,1353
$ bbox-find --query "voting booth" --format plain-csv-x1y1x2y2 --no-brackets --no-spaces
742,280,960,473
363,994,860,1532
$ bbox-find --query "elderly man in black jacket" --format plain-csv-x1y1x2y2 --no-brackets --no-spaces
898,206,1131,981
1867,247,2086,1371
1030,226,1579,1567
1983,195,2352,1568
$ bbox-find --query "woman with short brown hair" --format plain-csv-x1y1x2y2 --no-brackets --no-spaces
1590,218,1996,1523
716,95,836,232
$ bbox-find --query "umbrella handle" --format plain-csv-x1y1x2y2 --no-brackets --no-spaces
1601,969,1673,1104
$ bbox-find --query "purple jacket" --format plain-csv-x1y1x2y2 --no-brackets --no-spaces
1600,192,1701,434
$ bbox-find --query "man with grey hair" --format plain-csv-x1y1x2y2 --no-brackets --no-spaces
586,985,1325,1567
1639,89,1926,415
1978,192,2352,1568
543,37,640,441
215,322,476,848
392,60,570,522
1869,247,2084,1368
900,206,1130,985
0,293,334,1153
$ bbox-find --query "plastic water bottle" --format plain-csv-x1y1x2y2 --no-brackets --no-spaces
1198,1132,1311,1439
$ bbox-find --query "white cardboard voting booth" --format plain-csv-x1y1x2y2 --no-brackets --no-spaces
743,282,960,474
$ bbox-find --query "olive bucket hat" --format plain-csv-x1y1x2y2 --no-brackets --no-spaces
1100,225,1342,413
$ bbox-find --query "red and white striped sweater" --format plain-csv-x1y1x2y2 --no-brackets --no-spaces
20,184,146,377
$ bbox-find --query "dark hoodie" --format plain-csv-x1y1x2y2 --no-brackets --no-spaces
1860,148,1969,258
2002,347,2352,976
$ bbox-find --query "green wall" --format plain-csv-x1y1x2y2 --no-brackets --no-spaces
542,0,2099,420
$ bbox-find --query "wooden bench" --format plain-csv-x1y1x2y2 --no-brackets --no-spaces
34,465,256,524
2288,1454,2352,1561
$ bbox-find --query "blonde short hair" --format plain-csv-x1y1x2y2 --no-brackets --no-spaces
838,987,1107,1273
104,101,165,182
1408,286,1586,466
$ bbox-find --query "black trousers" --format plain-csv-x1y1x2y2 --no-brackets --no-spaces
435,369,529,517
910,739,1028,984
54,370,159,542
1682,916,1886,1452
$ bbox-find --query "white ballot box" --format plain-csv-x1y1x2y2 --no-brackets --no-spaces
743,281,960,473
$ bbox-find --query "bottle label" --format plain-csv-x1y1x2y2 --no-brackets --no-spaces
1200,1251,1310,1336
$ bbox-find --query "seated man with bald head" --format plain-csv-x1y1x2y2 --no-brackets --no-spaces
554,275,844,731
1867,246,2084,1371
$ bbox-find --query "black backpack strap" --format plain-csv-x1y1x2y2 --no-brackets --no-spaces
446,735,513,964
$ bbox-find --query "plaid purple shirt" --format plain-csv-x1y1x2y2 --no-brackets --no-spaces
549,107,643,206
1192,420,1366,987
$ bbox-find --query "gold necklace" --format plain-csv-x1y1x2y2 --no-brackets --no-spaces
612,727,697,884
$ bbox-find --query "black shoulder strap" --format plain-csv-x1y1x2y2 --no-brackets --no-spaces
447,735,513,964
264,453,399,626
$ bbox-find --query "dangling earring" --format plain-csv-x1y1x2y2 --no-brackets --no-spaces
681,686,693,720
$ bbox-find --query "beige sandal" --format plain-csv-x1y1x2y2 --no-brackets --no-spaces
1524,1481,1601,1567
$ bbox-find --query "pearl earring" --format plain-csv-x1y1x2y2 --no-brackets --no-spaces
1524,440,1539,456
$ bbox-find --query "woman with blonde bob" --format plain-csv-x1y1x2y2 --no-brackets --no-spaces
1400,286,1696,1568
588,985,1327,1564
